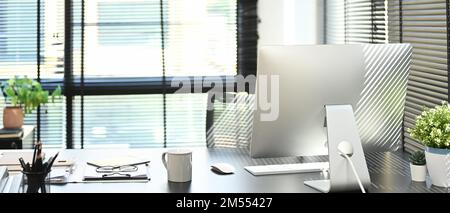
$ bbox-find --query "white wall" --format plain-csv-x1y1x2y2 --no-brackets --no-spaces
258,0,324,46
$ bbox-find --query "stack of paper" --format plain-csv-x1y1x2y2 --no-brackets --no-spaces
0,166,9,192
0,166,23,193
1,173,23,193
0,151,74,172
0,128,23,139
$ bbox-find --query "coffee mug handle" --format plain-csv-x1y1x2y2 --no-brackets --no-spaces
161,152,168,169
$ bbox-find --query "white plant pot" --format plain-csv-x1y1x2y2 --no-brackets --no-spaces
410,164,426,182
425,147,450,188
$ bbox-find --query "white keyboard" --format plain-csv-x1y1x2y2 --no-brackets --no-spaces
244,162,329,176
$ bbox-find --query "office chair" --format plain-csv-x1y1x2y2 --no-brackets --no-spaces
206,91,254,148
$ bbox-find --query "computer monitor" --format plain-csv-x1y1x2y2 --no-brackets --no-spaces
250,44,411,158
251,44,364,158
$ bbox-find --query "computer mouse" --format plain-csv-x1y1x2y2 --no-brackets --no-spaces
211,163,235,174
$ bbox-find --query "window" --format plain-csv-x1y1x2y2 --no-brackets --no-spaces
73,0,163,78
0,0,39,77
0,0,40,117
73,0,237,78
97,2,161,46
0,0,257,148
73,94,165,149
325,0,387,44
328,0,450,153
0,0,38,63
326,1,415,152
0,0,65,148
164,0,237,76
388,0,449,153
69,0,247,149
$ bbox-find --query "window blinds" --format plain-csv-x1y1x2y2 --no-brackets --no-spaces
70,0,240,148
71,94,207,149
0,0,38,77
72,0,163,78
163,0,237,76
0,0,65,148
325,0,346,44
0,0,258,149
388,0,449,153
0,0,64,79
0,0,38,142
72,0,236,78
73,95,165,148
325,0,387,44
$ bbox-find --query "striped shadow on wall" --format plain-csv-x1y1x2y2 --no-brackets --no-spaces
207,44,412,153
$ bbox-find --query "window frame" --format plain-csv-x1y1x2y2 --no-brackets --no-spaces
60,0,257,148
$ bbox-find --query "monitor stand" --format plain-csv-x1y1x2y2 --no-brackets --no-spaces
304,105,371,193
304,179,331,193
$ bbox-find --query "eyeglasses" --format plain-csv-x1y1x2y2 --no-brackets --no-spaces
95,165,138,173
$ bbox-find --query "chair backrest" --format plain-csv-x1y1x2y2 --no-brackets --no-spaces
206,92,254,148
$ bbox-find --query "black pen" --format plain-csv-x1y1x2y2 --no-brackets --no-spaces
37,142,42,156
35,153,43,172
36,142,42,162
19,157,27,171
47,152,59,171
31,143,38,170
42,162,48,174
45,156,54,173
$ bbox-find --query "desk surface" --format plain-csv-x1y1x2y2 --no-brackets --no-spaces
20,148,443,193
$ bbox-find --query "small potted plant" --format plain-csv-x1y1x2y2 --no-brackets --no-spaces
409,150,426,182
408,101,450,187
1,76,61,129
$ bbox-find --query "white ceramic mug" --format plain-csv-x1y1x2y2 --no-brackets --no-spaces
161,149,192,182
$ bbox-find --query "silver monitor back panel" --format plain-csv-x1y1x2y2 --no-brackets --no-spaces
250,44,412,158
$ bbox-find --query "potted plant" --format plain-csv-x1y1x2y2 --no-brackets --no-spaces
408,102,450,187
1,76,61,129
409,150,426,182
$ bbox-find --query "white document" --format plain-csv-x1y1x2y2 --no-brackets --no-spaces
82,164,149,182
0,151,74,172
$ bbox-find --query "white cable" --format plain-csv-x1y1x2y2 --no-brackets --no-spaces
339,151,366,193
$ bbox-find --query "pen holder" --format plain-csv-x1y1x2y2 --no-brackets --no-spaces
21,171,51,193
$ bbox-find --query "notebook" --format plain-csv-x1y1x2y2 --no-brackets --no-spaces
0,151,74,171
0,151,42,165
0,128,23,139
48,168,71,183
83,164,149,182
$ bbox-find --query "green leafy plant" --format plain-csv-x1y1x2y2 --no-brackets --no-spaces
408,102,450,149
1,76,61,115
409,150,426,166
